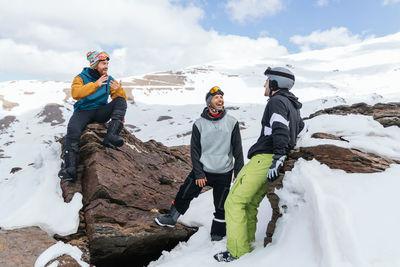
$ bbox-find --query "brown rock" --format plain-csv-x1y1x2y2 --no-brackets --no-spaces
0,95,19,111
45,254,81,267
60,123,196,267
0,227,56,267
129,72,186,86
285,145,399,174
0,115,17,131
157,115,173,121
307,102,400,127
37,103,65,126
311,132,348,142
10,167,22,174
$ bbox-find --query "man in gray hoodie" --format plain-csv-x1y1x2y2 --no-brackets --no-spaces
155,86,244,241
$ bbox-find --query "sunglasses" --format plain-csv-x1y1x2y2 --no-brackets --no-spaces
210,86,221,94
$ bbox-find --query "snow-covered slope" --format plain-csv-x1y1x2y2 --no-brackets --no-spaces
0,32,399,266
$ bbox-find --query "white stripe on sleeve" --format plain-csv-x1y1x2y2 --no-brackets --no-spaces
264,126,272,136
270,113,289,128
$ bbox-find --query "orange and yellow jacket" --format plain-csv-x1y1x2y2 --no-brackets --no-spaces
71,67,127,111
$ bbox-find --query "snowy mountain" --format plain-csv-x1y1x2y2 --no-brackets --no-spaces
0,32,400,266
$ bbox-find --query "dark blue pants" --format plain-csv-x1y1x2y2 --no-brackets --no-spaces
64,97,127,152
174,169,232,236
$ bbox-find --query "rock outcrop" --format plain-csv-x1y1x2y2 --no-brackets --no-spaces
59,123,197,267
37,103,65,126
45,255,81,267
307,102,400,127
0,227,56,267
0,115,17,131
264,102,400,246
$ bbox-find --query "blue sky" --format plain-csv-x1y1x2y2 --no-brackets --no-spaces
186,0,400,52
0,0,399,81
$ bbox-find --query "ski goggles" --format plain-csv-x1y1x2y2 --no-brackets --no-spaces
97,53,109,61
210,86,221,94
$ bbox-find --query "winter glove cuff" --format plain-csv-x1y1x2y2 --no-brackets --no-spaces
267,154,287,182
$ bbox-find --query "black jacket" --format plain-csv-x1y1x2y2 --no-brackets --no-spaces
247,90,305,159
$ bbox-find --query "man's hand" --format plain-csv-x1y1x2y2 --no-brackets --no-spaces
232,176,236,183
96,75,108,87
110,79,122,90
267,155,286,182
195,177,207,187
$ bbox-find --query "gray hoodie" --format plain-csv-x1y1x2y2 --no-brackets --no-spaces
190,108,244,179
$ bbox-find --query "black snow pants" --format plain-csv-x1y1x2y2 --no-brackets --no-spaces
64,97,127,152
174,169,233,237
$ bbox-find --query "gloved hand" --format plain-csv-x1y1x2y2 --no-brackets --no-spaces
267,155,287,182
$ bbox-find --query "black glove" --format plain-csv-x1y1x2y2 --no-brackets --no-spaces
267,154,287,182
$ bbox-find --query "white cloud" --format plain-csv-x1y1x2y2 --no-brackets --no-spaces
383,0,400,5
290,27,374,51
316,0,329,7
0,0,288,81
225,0,285,24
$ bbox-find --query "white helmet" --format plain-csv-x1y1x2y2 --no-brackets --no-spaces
264,67,295,91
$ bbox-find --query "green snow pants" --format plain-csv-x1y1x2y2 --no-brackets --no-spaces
225,153,273,259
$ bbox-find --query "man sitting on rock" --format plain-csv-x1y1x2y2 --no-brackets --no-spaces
58,51,127,182
155,86,244,242
214,67,306,262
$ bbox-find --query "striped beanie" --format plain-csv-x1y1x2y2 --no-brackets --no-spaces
87,51,110,69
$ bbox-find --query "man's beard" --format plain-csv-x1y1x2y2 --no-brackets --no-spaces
99,68,108,75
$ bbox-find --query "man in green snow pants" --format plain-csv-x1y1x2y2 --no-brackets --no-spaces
214,67,306,262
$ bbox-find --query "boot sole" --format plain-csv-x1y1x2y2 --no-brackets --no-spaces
58,170,77,182
103,141,124,149
154,218,175,228
59,176,77,183
103,142,116,149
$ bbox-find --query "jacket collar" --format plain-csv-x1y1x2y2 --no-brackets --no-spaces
200,107,226,121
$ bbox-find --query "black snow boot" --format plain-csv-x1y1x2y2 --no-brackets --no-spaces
211,218,226,241
58,150,78,182
154,205,181,227
214,251,236,262
103,119,124,148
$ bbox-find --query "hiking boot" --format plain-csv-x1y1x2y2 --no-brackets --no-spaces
155,205,180,227
103,119,124,148
211,218,226,241
58,150,78,182
214,251,236,262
